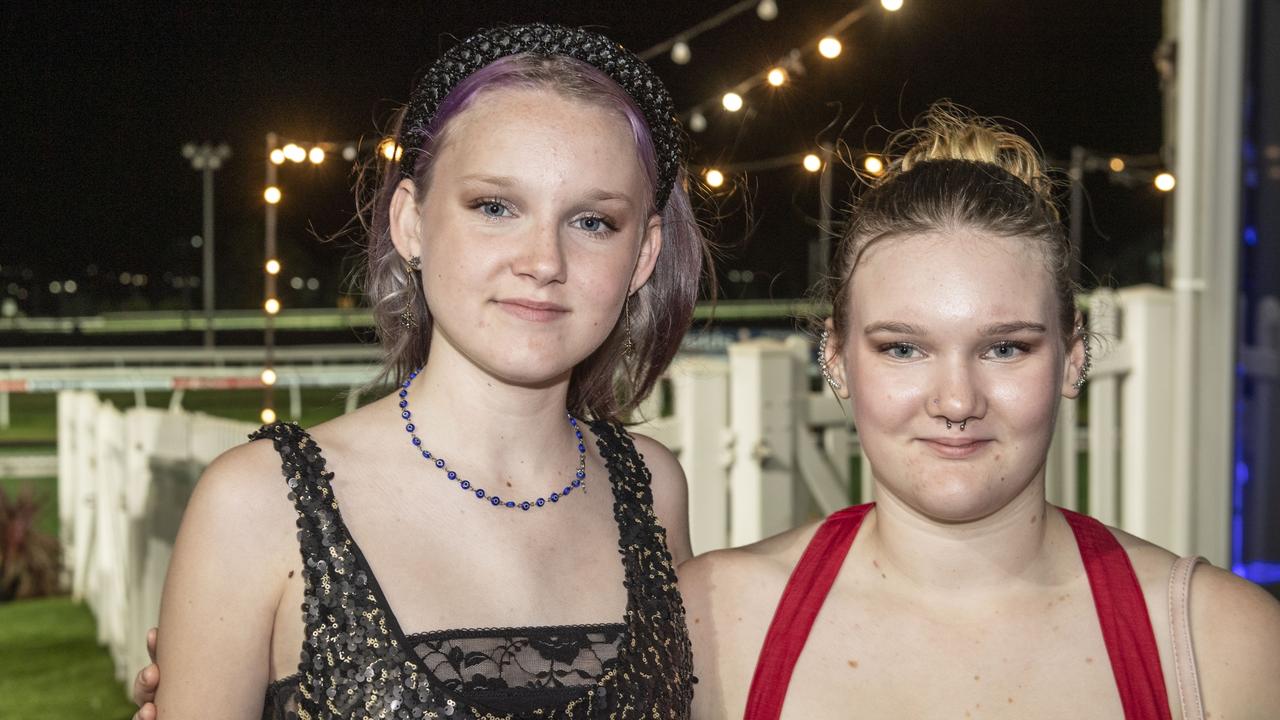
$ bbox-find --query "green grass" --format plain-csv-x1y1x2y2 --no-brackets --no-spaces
0,387,372,447
0,596,136,720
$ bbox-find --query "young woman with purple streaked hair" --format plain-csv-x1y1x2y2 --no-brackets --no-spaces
136,25,709,720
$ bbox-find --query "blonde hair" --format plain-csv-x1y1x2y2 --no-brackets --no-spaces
824,102,1078,344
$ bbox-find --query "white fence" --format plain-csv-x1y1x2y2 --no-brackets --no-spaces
57,284,1280,690
56,391,256,685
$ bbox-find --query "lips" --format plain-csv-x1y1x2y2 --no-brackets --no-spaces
493,298,570,322
918,438,993,459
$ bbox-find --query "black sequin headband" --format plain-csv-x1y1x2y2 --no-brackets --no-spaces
396,23,683,211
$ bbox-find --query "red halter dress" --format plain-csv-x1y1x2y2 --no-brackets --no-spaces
743,503,1172,720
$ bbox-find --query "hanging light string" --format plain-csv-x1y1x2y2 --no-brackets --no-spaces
639,0,765,62
681,3,877,125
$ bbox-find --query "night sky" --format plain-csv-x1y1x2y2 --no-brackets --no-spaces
2,1,1166,320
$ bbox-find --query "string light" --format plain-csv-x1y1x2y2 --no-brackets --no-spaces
704,169,725,188
283,143,306,163
264,297,281,314
803,154,822,172
1109,157,1126,172
263,186,282,204
689,111,707,133
818,37,843,59
756,0,778,21
378,138,402,161
260,368,278,386
308,147,325,164
260,408,277,424
1154,172,1176,192
722,92,744,112
767,67,787,87
269,149,286,165
863,155,885,175
265,259,281,275
671,40,691,65
881,0,904,11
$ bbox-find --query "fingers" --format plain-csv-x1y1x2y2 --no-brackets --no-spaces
132,664,159,706
147,626,158,662
131,702,156,720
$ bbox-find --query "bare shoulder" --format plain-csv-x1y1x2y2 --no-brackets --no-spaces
628,431,693,564
679,523,822,720
1105,525,1178,589
188,437,297,534
679,520,822,610
1105,525,1280,715
1189,563,1280,717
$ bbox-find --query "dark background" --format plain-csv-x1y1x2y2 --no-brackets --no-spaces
1,1,1167,319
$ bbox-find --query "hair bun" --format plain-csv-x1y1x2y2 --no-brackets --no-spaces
883,102,1054,206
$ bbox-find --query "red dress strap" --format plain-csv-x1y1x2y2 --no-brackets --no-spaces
743,503,874,720
1061,508,1172,720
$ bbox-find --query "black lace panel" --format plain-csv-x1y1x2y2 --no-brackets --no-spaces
411,624,625,713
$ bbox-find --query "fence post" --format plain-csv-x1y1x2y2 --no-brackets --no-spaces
1118,286,1177,547
673,357,730,555
1045,396,1079,510
1087,289,1121,524
728,340,797,546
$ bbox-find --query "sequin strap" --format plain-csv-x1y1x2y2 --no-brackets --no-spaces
249,421,332,518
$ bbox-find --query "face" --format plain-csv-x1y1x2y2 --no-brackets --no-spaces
390,86,660,387
827,231,1084,522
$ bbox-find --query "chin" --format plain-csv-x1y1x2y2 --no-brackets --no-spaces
893,469,1030,524
482,349,581,387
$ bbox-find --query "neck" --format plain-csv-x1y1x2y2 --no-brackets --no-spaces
864,475,1063,596
389,333,582,495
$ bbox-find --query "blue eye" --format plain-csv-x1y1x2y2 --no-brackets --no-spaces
882,343,920,360
985,341,1030,360
572,214,617,236
479,201,508,218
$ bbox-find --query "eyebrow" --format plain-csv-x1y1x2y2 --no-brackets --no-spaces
862,320,1048,336
459,175,635,207
978,321,1047,336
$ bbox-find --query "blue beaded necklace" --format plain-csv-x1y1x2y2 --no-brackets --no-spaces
398,368,586,510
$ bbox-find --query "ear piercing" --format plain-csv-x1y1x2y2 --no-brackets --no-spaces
400,256,422,329
1073,325,1091,391
818,329,842,391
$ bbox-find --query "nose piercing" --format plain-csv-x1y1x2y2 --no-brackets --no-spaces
945,419,968,431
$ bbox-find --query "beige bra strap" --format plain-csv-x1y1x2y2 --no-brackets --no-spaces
1168,555,1205,720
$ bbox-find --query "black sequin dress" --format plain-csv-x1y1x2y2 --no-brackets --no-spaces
251,421,694,720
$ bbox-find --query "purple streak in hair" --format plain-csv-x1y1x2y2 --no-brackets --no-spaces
411,54,660,206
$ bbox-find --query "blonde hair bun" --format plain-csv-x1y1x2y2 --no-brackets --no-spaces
884,102,1055,209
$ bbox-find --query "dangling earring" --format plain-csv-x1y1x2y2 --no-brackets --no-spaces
622,294,635,358
818,329,842,391
1073,326,1091,391
400,256,421,329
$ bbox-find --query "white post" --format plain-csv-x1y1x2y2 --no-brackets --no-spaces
1045,395,1079,510
728,340,797,546
674,358,730,555
1119,286,1177,547
1087,290,1121,523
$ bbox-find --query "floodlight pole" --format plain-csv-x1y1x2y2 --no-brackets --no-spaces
183,142,231,348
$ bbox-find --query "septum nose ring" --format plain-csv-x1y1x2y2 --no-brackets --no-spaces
945,419,968,431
